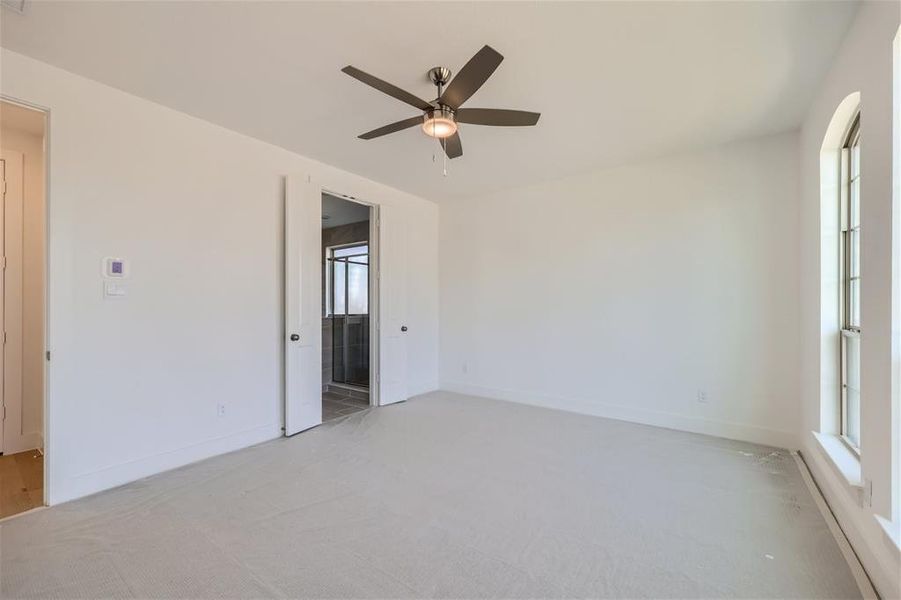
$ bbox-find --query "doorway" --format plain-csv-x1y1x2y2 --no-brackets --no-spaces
321,193,372,421
285,176,406,436
0,99,47,519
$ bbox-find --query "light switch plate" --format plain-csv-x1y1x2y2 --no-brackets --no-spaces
104,281,126,298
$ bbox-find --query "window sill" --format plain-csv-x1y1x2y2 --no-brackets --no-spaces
875,515,901,551
811,431,864,505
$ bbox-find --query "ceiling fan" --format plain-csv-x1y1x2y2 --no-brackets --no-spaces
341,45,540,159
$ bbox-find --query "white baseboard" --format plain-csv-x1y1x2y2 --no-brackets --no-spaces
2,430,43,455
49,423,280,505
442,381,797,449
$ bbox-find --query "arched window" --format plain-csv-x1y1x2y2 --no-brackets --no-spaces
839,112,861,450
818,91,859,442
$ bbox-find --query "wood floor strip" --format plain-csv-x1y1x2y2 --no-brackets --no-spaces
0,450,44,519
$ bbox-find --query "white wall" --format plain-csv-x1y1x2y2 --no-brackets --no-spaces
0,49,439,504
440,132,800,449
798,2,900,597
0,123,45,453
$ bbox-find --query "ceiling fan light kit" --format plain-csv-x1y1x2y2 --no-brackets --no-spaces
422,107,457,139
342,45,540,160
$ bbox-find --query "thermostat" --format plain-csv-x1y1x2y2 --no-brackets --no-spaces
104,257,128,278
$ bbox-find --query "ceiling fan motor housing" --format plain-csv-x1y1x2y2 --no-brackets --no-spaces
428,67,452,86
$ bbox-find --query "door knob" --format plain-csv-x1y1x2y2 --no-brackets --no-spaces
290,333,300,341
401,326,408,332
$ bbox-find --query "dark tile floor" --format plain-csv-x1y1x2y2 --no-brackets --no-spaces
322,391,369,421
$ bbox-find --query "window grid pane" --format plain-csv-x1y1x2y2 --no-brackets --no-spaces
347,262,368,315
325,257,331,317
849,229,860,280
839,113,860,449
850,278,860,328
333,260,346,315
333,244,368,258
843,333,861,448
327,243,368,318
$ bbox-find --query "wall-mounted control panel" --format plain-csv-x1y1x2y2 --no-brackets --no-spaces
103,257,128,298
104,257,128,278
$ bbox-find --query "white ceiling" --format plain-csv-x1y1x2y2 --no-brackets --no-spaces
322,192,370,228
0,1,858,202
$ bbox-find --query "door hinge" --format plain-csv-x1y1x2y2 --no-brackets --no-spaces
46,350,51,361
1,405,6,422
1,256,6,270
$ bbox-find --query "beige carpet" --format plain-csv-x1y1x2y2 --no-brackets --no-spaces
0,392,861,599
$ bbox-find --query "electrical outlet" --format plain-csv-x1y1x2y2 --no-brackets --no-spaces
217,403,226,418
697,390,708,404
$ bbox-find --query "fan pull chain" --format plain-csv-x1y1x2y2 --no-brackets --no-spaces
437,136,448,177
434,119,447,177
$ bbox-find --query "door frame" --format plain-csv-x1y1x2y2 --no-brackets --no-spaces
320,187,380,408
0,94,50,508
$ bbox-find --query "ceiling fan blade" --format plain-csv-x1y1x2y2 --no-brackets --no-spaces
358,116,422,140
439,45,504,110
342,66,433,111
440,132,463,159
455,108,540,127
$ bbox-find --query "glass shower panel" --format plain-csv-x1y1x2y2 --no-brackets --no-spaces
331,316,370,387
332,316,346,383
329,243,369,388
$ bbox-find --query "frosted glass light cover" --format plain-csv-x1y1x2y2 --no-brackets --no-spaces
422,116,457,139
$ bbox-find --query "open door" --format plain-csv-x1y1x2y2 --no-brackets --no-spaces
0,150,23,453
378,205,408,406
0,153,7,454
284,176,322,435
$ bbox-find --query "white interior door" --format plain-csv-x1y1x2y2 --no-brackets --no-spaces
0,155,6,453
284,176,322,435
378,205,408,406
0,151,24,454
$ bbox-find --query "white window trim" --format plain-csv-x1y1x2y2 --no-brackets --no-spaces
812,431,864,505
839,112,862,451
